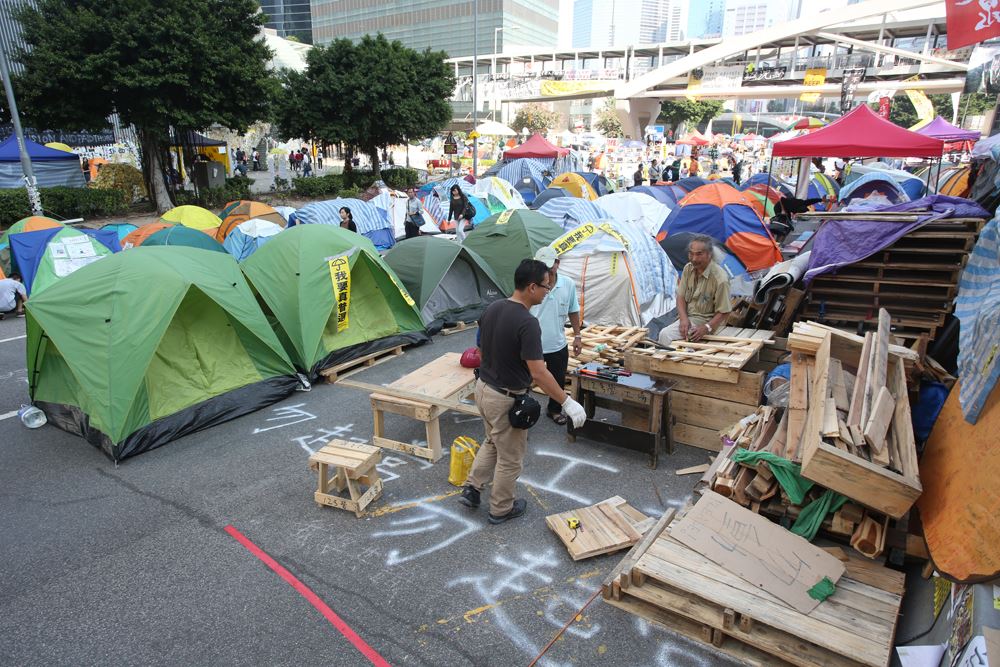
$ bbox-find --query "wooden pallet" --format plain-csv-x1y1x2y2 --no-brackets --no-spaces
545,496,654,560
440,321,477,336
603,513,905,667
567,325,648,370
320,345,404,382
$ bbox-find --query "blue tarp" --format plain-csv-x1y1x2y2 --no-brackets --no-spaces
0,136,86,189
294,198,396,251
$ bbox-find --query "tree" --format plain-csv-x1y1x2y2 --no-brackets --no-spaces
275,35,453,179
593,98,623,138
656,99,724,132
512,103,563,134
869,92,994,129
13,0,276,213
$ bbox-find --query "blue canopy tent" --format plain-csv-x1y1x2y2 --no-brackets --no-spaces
0,136,85,188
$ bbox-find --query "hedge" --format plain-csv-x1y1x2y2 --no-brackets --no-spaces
0,186,130,229
292,173,342,198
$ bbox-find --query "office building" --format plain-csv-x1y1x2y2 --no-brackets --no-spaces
688,0,724,39
312,0,559,59
0,0,35,72
722,0,794,38
572,0,687,47
258,1,313,44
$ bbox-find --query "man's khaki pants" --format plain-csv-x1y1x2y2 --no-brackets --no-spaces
657,315,710,345
465,380,528,516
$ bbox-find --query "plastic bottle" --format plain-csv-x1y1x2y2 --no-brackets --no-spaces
18,404,46,429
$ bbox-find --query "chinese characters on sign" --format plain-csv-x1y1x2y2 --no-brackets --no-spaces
328,255,351,332
947,0,1000,50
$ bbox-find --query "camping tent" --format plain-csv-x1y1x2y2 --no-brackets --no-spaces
160,205,221,231
550,172,598,199
0,216,64,275
217,201,286,241
10,226,117,295
100,222,138,245
536,198,607,230
294,198,396,250
503,133,570,159
143,225,228,253
241,225,428,376
549,219,677,326
629,185,678,207
915,116,980,143
461,209,564,294
771,104,944,158
420,189,492,232
26,247,300,461
808,173,841,211
122,222,175,248
658,183,782,272
839,172,910,206
223,218,283,261
472,176,526,212
844,163,925,201
574,172,613,196
741,173,794,197
595,192,672,237
0,136,85,188
383,236,504,330
531,187,571,209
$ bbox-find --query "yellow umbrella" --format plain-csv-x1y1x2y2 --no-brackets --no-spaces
44,142,73,153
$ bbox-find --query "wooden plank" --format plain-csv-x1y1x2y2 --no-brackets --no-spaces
676,463,711,476
601,509,676,599
626,367,764,406
870,309,891,396
672,392,758,432
673,421,723,451
387,352,476,398
546,498,650,561
336,378,480,415
831,359,849,412
889,359,920,482
670,492,845,614
863,386,895,453
822,396,840,438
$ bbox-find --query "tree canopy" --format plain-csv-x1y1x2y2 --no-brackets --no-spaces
273,34,453,178
657,99,724,132
512,104,563,134
13,0,276,212
593,98,623,138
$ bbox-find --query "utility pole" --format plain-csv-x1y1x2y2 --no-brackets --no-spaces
472,0,479,176
0,39,42,215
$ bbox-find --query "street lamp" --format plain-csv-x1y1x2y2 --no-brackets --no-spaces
472,0,479,177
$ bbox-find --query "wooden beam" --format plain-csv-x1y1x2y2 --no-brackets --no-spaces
863,386,896,453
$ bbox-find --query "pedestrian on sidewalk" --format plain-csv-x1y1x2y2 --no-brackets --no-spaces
447,184,474,242
405,188,423,239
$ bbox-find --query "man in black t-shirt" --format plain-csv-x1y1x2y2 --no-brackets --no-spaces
459,259,587,524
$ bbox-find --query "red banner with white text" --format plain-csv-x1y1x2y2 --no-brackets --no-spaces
947,0,1000,50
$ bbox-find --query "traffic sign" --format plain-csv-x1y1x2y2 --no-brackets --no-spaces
468,131,480,140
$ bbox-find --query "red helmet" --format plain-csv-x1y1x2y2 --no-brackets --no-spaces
460,347,481,368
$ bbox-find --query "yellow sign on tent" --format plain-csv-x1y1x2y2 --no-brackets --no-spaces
328,255,351,332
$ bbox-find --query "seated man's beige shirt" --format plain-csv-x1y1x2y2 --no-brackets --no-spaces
658,261,732,345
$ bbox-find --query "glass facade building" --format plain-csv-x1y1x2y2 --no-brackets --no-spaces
311,0,559,58
259,1,313,44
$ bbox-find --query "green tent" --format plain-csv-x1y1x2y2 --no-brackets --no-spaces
26,247,301,461
241,225,428,376
142,225,227,253
0,216,65,275
461,209,564,294
15,226,115,296
383,236,504,331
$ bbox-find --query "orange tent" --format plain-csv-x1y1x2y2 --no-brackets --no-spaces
121,222,175,248
216,200,286,241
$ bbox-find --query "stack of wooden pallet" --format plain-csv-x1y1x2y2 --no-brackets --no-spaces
603,501,906,667
565,325,648,371
625,328,773,450
801,211,986,341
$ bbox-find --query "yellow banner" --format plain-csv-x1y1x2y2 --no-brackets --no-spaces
539,80,614,97
905,88,935,121
328,255,351,332
800,68,827,103
598,223,630,251
495,209,515,225
552,223,599,255
387,269,416,307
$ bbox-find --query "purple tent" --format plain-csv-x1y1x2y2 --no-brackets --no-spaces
915,116,980,143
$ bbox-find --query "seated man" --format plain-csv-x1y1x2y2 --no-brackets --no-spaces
658,235,731,345
0,272,27,319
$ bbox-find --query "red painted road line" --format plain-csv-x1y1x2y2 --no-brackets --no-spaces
224,524,391,667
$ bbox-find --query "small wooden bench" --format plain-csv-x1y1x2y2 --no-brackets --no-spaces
309,440,383,517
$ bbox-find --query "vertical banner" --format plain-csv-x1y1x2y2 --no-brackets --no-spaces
946,0,1000,50
328,255,351,332
878,96,892,119
964,41,1000,95
686,68,704,100
800,68,827,103
840,67,866,113
905,88,936,122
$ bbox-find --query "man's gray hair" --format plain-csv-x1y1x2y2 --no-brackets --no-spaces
687,234,715,253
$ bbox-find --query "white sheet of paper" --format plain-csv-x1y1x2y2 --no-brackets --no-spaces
895,644,946,667
62,235,90,245
67,243,96,259
49,244,68,259
956,635,988,667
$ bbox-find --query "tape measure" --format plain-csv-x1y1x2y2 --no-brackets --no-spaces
567,517,581,530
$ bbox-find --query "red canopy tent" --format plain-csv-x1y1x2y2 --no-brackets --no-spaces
503,133,570,158
677,130,710,146
771,104,944,158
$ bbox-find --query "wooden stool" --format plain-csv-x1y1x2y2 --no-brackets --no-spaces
309,440,383,517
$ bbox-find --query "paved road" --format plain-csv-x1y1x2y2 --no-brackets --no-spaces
0,316,740,667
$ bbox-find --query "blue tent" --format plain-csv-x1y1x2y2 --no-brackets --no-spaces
294,198,396,250
0,136,86,188
530,187,571,209
10,227,118,294
839,172,910,206
100,223,138,245
574,171,612,196
629,185,678,207
223,219,283,261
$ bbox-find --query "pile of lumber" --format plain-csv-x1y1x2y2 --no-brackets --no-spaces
566,325,648,371
626,327,772,451
800,211,986,342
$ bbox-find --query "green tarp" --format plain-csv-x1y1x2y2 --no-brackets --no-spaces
461,209,564,295
26,246,299,461
241,225,427,376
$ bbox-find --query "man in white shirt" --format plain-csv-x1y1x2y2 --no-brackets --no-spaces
529,248,582,424
0,273,27,318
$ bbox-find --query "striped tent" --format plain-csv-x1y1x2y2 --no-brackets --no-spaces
294,198,396,250
956,215,1000,423
536,198,606,230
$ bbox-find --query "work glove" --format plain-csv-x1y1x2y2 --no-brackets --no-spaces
561,396,587,429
